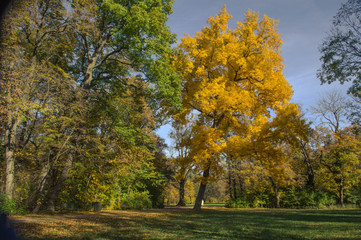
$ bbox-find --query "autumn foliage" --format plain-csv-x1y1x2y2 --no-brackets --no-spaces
1,1,360,214
173,7,301,209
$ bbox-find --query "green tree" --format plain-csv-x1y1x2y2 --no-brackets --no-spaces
318,0,361,121
1,0,181,212
318,126,361,206
69,0,181,110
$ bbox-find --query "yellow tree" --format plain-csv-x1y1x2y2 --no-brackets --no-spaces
318,126,361,206
175,7,294,210
233,104,307,208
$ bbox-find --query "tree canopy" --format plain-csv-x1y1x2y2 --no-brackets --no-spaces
1,1,361,214
174,7,298,210
0,0,181,212
318,0,361,99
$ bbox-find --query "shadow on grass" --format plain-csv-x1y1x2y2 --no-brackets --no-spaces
13,208,361,240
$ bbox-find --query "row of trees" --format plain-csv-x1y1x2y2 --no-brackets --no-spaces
168,1,361,210
167,91,361,208
1,0,181,212
1,0,360,212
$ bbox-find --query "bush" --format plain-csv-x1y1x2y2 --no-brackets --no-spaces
315,191,336,208
147,184,166,209
0,193,26,215
281,187,336,209
225,196,249,208
347,189,361,207
225,193,271,208
120,191,152,210
224,188,339,209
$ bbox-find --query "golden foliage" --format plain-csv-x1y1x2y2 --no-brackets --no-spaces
174,7,296,179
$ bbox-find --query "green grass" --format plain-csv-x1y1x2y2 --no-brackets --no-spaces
202,203,225,207
12,208,361,239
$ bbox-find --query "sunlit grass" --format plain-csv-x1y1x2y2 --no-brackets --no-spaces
11,208,361,239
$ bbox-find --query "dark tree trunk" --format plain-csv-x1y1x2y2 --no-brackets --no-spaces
228,169,233,199
46,153,73,212
5,114,20,200
238,173,244,195
193,167,210,210
300,141,315,189
227,157,233,199
232,177,237,199
339,175,344,207
269,177,280,208
177,178,186,206
27,162,51,211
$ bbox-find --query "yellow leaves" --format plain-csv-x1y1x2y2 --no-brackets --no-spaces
190,126,226,165
176,7,292,117
184,60,194,73
173,6,300,185
206,6,232,34
195,65,206,76
249,115,268,135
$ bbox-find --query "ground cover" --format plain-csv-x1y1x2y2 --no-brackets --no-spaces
10,207,361,240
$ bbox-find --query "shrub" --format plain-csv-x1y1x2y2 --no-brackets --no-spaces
0,193,26,215
225,196,249,208
225,193,271,208
346,189,361,207
120,191,152,210
281,187,336,208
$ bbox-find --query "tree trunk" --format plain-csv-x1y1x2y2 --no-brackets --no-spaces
26,161,51,211
5,113,20,200
300,141,315,189
193,167,210,210
339,175,344,207
232,177,237,199
238,173,244,195
82,39,107,89
177,178,186,206
269,177,280,208
274,186,280,208
46,153,73,212
228,170,233,200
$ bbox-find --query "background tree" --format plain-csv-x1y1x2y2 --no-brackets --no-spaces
0,0,75,201
318,0,361,122
311,90,350,133
169,118,194,206
292,113,317,190
318,126,361,206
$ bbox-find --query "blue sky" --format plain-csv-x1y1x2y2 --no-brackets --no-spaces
157,0,348,150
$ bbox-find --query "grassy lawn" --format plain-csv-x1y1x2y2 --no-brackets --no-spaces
10,208,361,240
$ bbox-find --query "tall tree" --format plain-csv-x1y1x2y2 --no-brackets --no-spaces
311,91,360,205
251,104,307,207
318,126,361,206
1,0,181,211
318,0,361,121
69,0,181,110
0,0,74,200
174,7,294,210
